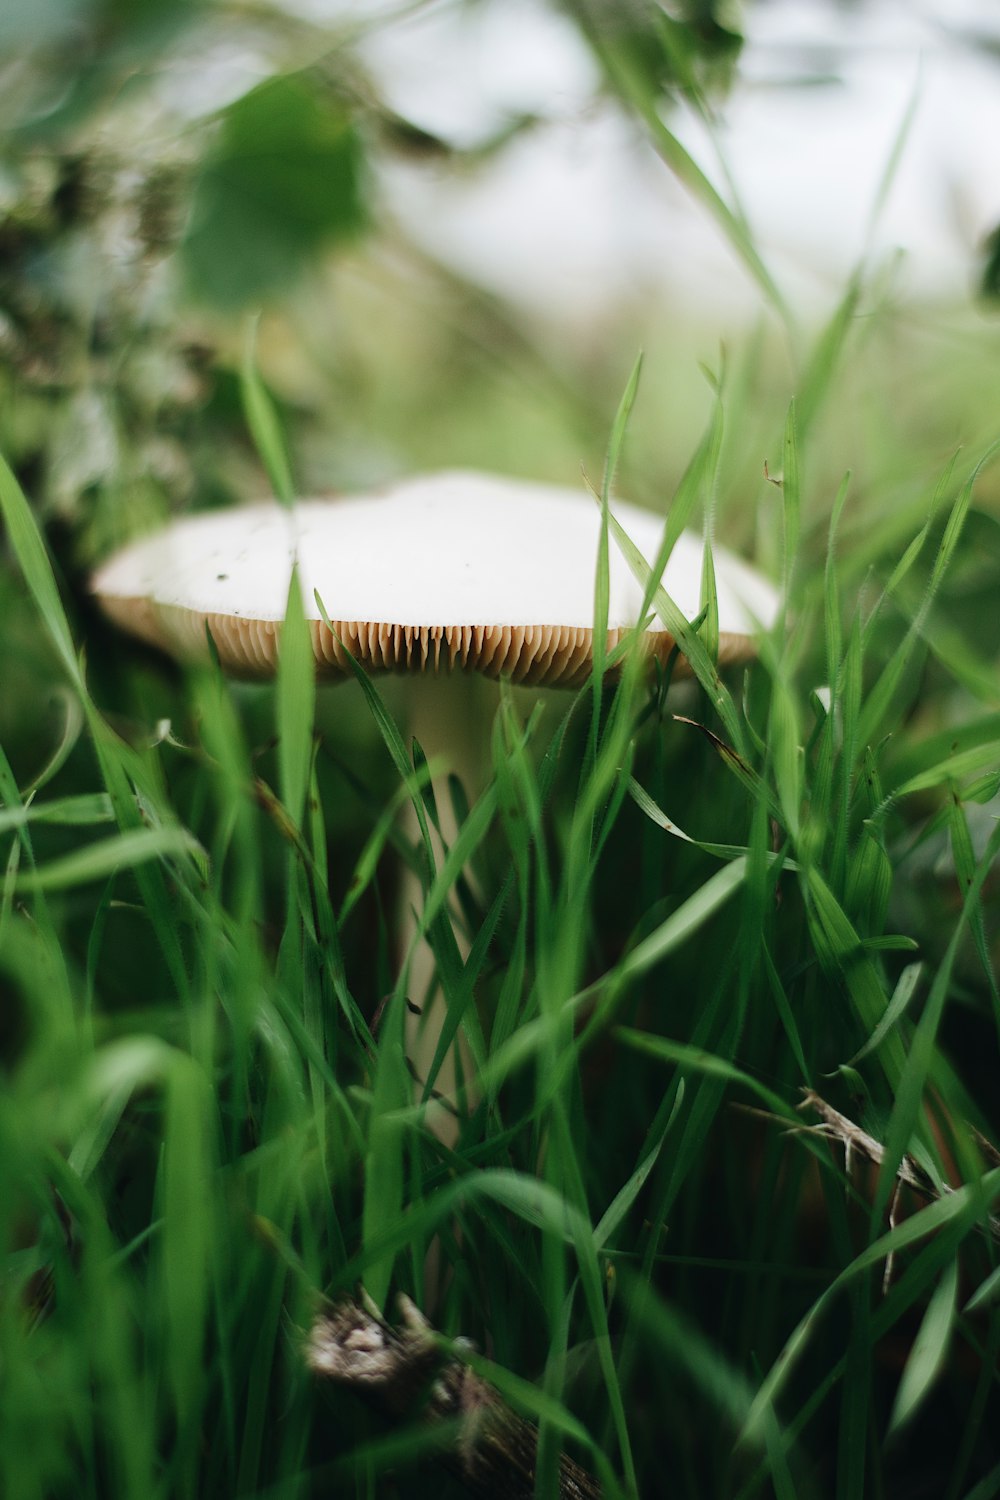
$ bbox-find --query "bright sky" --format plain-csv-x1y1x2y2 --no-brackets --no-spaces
353,0,1000,325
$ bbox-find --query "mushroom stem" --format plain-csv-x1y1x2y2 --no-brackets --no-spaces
399,670,493,1143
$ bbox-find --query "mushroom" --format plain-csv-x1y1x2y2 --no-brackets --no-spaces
92,469,778,1130
90,469,778,684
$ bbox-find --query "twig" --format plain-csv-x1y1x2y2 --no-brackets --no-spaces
307,1293,602,1500
795,1089,1000,1247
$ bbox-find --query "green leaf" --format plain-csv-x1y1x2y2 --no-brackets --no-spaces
13,826,206,892
183,74,367,307
617,856,748,986
241,323,295,506
161,1055,215,1431
593,1082,685,1251
592,351,642,698
887,1259,958,1435
0,793,115,836
584,31,789,326
892,741,1000,801
0,448,84,694
803,867,907,1088
361,994,410,1312
743,1167,1000,1445
276,569,315,830
781,400,800,599
616,1030,792,1120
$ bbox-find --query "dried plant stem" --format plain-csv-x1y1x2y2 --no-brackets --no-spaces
794,1090,1000,1247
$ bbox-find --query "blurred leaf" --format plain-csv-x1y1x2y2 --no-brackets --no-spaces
845,962,922,1067
594,1082,684,1250
888,1260,958,1435
361,990,410,1313
182,74,367,308
276,570,314,831
13,825,206,891
744,1165,1000,1446
981,223,1000,301
7,0,198,138
0,447,84,693
567,0,742,102
241,323,295,506
0,791,114,835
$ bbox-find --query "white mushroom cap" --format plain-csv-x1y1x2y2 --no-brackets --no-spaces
91,470,778,685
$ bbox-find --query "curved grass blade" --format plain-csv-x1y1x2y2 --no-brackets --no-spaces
887,1258,958,1436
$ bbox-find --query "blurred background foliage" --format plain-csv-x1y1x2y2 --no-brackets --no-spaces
2,0,998,568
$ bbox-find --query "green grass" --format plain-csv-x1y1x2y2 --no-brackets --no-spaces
4,278,1000,1499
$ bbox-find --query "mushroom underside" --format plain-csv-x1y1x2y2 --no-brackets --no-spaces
98,596,758,686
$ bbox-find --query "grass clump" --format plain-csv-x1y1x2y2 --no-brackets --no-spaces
2,299,1000,1500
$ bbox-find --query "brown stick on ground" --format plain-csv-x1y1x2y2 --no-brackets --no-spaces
307,1293,602,1500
